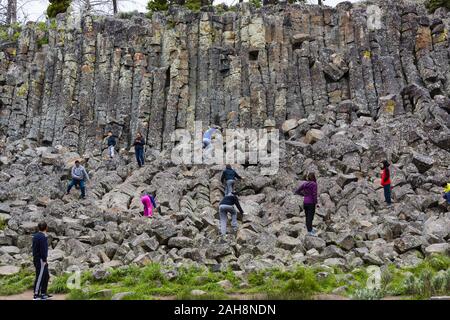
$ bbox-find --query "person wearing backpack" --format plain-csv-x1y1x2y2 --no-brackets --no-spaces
295,172,318,236
141,192,158,218
104,131,117,159
66,160,89,199
221,164,242,195
380,160,392,206
218,192,245,241
32,222,52,300
133,132,145,167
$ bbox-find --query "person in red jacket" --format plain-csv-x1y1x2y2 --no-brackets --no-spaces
380,160,392,206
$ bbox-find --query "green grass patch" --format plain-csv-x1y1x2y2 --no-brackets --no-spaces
0,269,34,295
4,254,449,300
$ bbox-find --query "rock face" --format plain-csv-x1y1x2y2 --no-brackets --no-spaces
0,2,449,276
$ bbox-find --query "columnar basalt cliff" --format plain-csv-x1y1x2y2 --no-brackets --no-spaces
1,1,449,154
0,1,449,277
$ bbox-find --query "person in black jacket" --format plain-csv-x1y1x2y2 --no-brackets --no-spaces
32,222,51,300
133,132,145,167
218,193,245,240
221,164,242,195
104,131,117,159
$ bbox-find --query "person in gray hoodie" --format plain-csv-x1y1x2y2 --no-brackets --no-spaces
66,160,89,199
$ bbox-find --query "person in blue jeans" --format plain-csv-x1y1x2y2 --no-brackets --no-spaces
66,160,89,199
133,132,145,167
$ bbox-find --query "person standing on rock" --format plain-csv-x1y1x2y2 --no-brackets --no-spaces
32,222,52,300
141,192,157,218
295,172,318,236
66,160,89,199
443,182,450,204
221,164,242,195
380,160,392,206
104,131,117,159
133,132,145,167
218,192,245,241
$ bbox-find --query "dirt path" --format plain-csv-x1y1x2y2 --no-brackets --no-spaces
0,291,408,301
0,290,67,301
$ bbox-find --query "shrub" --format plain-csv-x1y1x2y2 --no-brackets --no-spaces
47,0,71,19
147,0,169,12
426,0,450,13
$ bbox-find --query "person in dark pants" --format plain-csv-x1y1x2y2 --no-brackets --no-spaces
218,193,245,242
32,222,52,300
221,164,242,195
381,160,392,206
295,172,318,236
104,131,117,159
66,160,90,199
133,132,145,167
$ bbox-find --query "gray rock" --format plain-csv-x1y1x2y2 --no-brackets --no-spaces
424,243,449,256
412,153,435,173
112,292,135,300
0,265,20,276
304,236,326,251
394,235,423,253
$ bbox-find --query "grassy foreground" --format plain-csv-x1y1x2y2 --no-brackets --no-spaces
0,254,449,300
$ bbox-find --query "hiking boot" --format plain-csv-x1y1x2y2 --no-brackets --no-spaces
219,235,227,244
40,294,51,300
79,195,85,199
307,230,317,237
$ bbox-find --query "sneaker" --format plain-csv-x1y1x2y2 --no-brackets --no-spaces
79,195,85,199
219,236,227,244
33,295,41,300
307,230,317,237
40,294,52,300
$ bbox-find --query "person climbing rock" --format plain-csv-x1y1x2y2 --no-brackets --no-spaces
202,126,218,149
133,132,145,167
66,160,89,199
295,172,318,236
218,192,244,241
104,131,117,159
221,164,242,195
141,192,158,218
32,222,52,300
443,182,450,204
381,160,392,206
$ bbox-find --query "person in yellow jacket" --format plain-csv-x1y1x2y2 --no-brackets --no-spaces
443,183,450,204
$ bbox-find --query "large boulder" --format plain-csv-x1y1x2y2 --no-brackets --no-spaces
304,129,325,144
0,265,20,276
412,153,435,173
394,235,423,253
424,243,449,256
277,235,303,251
304,236,326,251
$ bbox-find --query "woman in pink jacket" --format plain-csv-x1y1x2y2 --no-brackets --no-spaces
141,192,157,217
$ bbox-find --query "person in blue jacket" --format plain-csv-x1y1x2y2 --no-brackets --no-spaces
133,132,145,167
221,164,242,195
32,222,52,300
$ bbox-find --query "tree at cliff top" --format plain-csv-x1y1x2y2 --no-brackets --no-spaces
147,0,168,11
426,0,450,12
47,0,71,18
